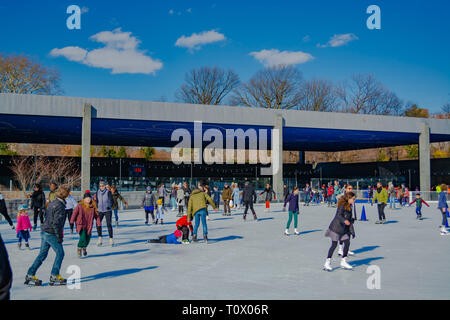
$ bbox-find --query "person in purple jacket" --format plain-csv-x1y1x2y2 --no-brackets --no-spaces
283,187,300,235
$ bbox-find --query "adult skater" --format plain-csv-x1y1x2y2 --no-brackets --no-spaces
0,233,12,300
409,193,429,220
111,185,128,226
232,183,241,210
437,184,449,235
64,192,78,234
242,181,258,221
176,183,185,217
388,182,396,209
142,186,157,224
212,185,221,211
29,184,46,230
170,184,178,211
304,183,312,206
158,183,169,208
259,184,276,212
95,180,114,246
373,182,388,224
283,187,300,235
70,192,101,258
0,192,14,230
25,185,70,286
46,182,58,207
187,181,216,243
323,192,356,271
222,183,232,216
182,181,191,212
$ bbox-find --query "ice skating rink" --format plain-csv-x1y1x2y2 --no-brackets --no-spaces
2,202,449,300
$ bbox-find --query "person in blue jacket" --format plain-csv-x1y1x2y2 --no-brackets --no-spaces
147,230,182,244
283,187,300,235
437,184,449,235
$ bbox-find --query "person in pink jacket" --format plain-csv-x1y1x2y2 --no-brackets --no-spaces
70,192,101,258
16,204,33,250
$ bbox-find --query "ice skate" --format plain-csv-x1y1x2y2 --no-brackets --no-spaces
243,214,247,221
109,238,114,247
192,235,198,242
253,214,258,221
340,257,353,270
440,226,449,235
24,274,42,286
155,219,159,225
49,274,67,286
116,221,119,227
203,235,208,244
18,242,22,249
97,236,102,246
25,242,30,250
82,248,87,256
77,248,82,258
182,240,190,245
11,225,15,230
323,258,332,271
294,229,300,235
206,216,210,221
285,229,290,236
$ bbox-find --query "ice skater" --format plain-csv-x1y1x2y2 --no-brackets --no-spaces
373,182,388,224
176,183,185,217
259,184,276,212
95,180,115,247
437,184,449,235
222,183,232,216
323,192,356,271
409,193,429,220
16,204,32,250
338,185,356,257
187,180,216,243
176,215,193,244
65,192,78,234
242,181,258,221
283,187,300,235
147,230,182,244
0,192,14,230
155,198,167,225
142,186,157,224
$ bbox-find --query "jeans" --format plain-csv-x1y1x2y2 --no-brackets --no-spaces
27,231,64,276
193,208,208,236
113,209,119,222
389,195,396,209
170,197,177,209
97,211,113,238
18,230,30,242
416,207,422,216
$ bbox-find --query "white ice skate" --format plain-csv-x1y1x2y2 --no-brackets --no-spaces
294,229,300,235
284,229,290,236
109,238,114,247
323,258,332,271
97,236,102,246
340,257,353,270
338,245,355,256
440,226,449,235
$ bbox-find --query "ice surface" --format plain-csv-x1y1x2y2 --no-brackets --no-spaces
1,202,449,300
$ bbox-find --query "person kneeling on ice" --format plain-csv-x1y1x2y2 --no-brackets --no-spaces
323,192,357,271
176,215,193,244
283,187,300,235
16,204,32,250
25,185,71,286
187,180,216,243
409,193,429,220
147,230,183,244
70,191,101,258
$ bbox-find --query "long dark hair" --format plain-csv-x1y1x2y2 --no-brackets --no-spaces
337,192,356,211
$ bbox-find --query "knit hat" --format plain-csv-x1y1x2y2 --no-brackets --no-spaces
83,191,92,199
174,230,182,238
18,204,28,211
146,186,151,192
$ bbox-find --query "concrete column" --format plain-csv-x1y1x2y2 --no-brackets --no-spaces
272,114,284,198
419,122,430,199
81,103,92,192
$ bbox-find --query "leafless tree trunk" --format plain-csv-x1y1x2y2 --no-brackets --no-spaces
176,66,240,105
9,156,51,196
298,79,338,112
231,65,303,109
0,53,61,95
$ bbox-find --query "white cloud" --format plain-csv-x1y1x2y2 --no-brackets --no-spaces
249,49,314,67
302,35,310,43
49,28,163,75
169,9,174,15
317,33,358,48
175,30,226,50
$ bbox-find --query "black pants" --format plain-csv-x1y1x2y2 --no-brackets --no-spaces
223,200,231,214
97,211,113,238
0,210,13,227
159,196,165,207
178,203,184,215
150,235,168,244
33,207,44,226
377,203,386,220
178,225,190,241
214,201,220,210
328,239,350,258
184,197,189,211
145,209,155,222
243,201,256,216
65,209,74,231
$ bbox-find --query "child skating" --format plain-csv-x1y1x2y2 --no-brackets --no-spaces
323,192,356,271
155,198,167,225
409,193,429,220
142,186,157,224
283,187,300,235
147,230,182,244
176,183,185,217
16,204,32,250
176,215,193,244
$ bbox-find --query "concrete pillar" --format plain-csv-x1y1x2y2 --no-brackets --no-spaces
272,114,284,199
419,122,430,199
81,103,92,192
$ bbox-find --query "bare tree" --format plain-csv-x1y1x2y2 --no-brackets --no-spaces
47,158,79,186
0,53,61,95
298,79,338,112
231,65,303,109
176,66,240,105
9,156,52,196
336,74,403,115
442,103,450,116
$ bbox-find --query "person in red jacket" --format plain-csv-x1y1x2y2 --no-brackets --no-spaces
409,193,430,220
327,185,334,207
176,215,193,244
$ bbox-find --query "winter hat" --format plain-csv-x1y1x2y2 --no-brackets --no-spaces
146,186,151,192
18,204,28,211
174,230,182,238
83,192,92,199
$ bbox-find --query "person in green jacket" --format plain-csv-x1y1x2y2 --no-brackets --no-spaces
373,182,388,224
46,183,58,208
187,180,216,243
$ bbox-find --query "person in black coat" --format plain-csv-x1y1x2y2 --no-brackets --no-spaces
0,233,12,300
26,185,70,285
29,184,46,230
0,193,14,229
242,182,257,220
323,192,356,271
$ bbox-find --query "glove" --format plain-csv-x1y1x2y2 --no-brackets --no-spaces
352,233,356,239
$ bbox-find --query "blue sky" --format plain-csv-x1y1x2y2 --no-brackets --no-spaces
1,0,449,112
